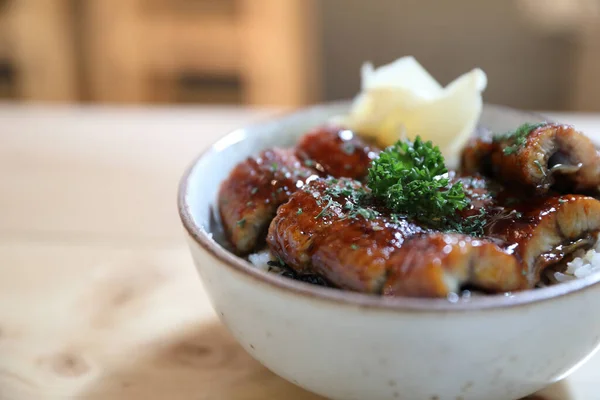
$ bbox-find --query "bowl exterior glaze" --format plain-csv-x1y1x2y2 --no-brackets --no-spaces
180,103,600,400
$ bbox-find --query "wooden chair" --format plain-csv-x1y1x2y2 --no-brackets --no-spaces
2,0,78,102
80,0,320,106
1,0,319,106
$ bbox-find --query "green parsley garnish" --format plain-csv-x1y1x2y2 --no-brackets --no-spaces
304,159,315,167
250,187,258,194
350,244,359,250
297,208,303,215
367,136,468,226
494,122,546,155
533,159,547,177
236,218,246,227
271,162,278,171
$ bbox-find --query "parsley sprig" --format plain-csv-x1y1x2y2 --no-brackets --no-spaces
367,137,468,226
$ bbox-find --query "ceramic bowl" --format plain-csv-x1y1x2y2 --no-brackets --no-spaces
178,103,600,400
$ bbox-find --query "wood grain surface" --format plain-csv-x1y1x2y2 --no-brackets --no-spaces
0,105,599,399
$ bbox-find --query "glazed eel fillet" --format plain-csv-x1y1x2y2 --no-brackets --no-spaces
462,123,600,195
267,178,527,297
218,126,378,254
267,177,600,297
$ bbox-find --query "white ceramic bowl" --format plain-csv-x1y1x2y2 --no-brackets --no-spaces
178,103,600,400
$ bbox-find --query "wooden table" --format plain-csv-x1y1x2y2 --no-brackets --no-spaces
1,105,600,400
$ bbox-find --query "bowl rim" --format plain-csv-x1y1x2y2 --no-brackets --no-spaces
178,102,600,312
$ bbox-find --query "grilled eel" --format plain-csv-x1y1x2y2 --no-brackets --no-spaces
296,125,379,180
218,127,377,254
267,176,600,297
461,123,600,195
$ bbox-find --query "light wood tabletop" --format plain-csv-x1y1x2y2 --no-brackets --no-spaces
1,105,600,400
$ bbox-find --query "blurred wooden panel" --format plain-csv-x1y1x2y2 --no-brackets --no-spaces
0,2,9,60
81,0,146,103
0,62,15,99
0,3,13,99
239,0,320,106
143,0,238,16
174,74,242,104
80,0,317,106
518,0,600,111
5,0,78,101
144,13,240,76
570,25,600,111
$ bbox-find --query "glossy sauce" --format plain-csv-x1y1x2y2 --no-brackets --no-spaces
296,125,379,180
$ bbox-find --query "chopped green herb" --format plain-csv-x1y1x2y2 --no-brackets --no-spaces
494,122,546,155
246,201,254,206
324,180,363,201
350,244,360,250
558,198,568,204
342,142,356,155
251,187,258,194
315,198,335,219
271,162,278,171
367,136,468,227
236,218,246,227
312,179,381,222
297,208,303,215
353,207,379,220
533,159,547,177
446,207,488,237
304,159,315,167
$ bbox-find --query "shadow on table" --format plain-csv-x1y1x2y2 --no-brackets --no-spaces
523,379,574,400
80,320,574,400
80,321,323,400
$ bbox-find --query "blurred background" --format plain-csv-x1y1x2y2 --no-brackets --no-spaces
0,0,599,110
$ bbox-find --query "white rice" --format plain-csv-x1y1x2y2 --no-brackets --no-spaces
554,240,600,282
248,250,273,272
